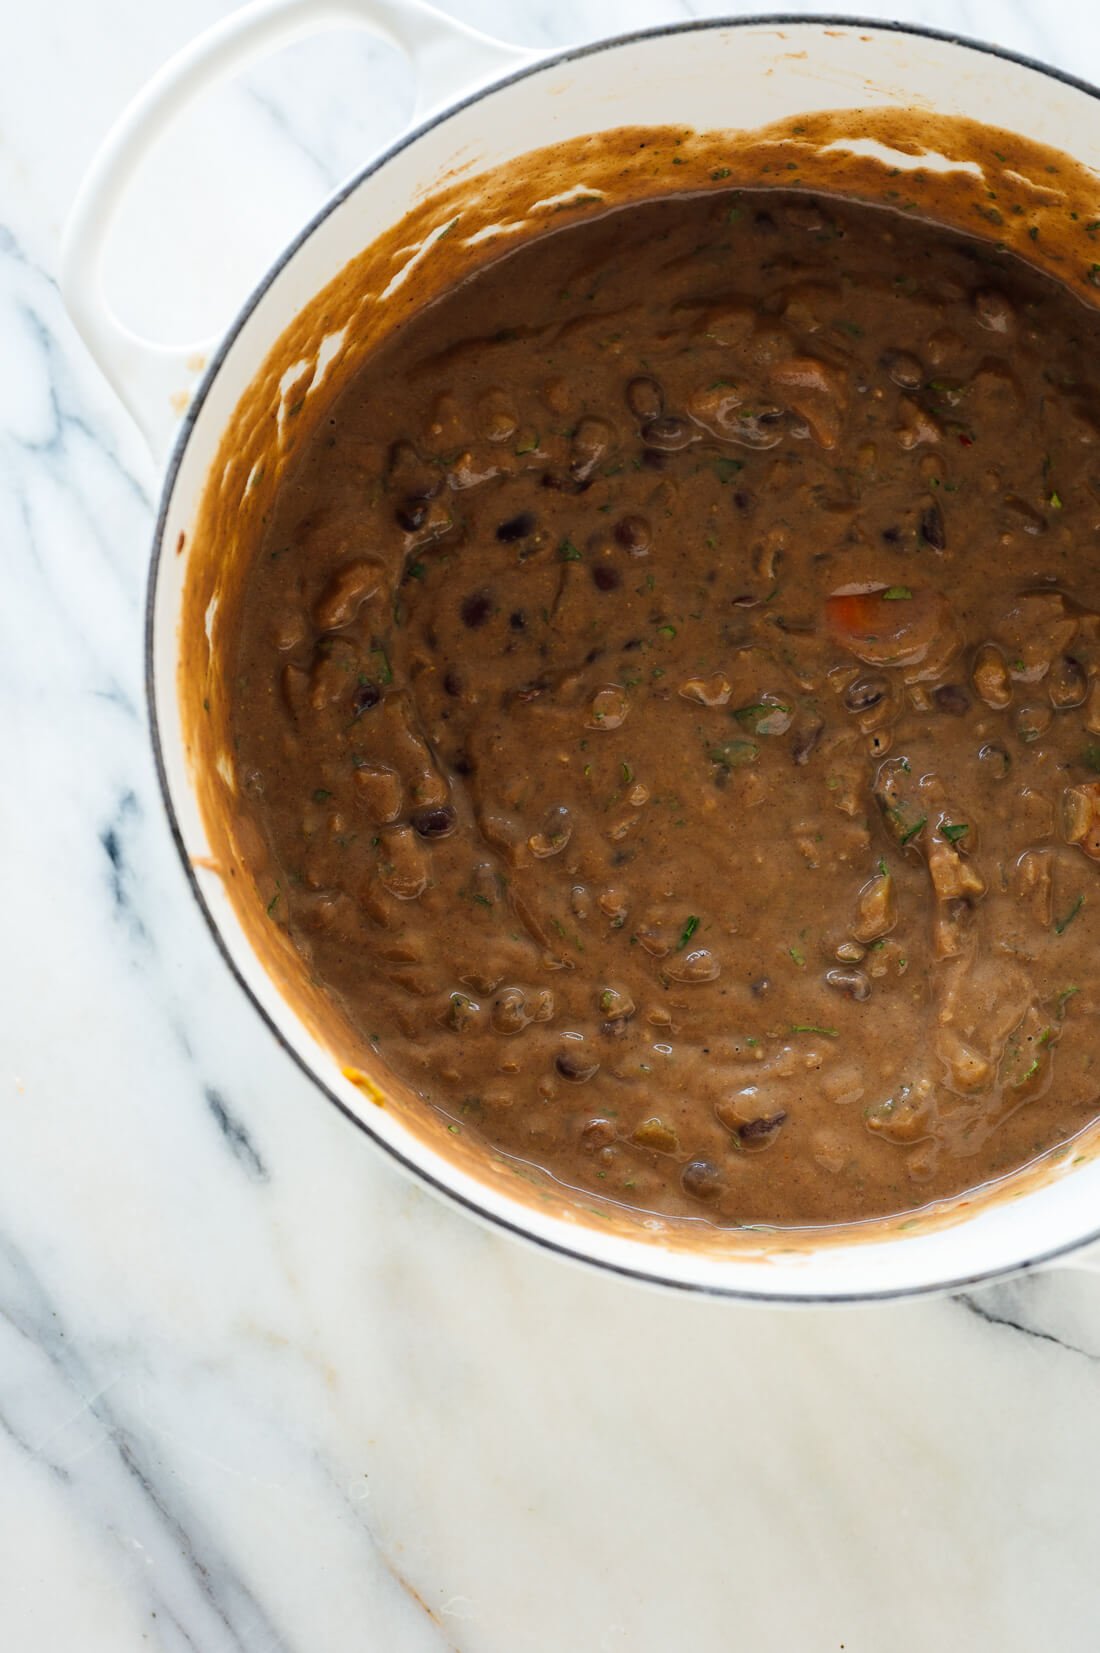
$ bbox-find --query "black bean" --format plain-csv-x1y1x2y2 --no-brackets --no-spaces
626,376,664,421
974,289,1013,332
880,349,924,389
1005,495,1045,535
621,637,644,652
933,684,970,716
541,471,592,494
352,680,381,715
640,447,669,471
386,440,439,500
792,723,824,766
614,514,652,553
681,1159,724,1201
825,968,871,1002
496,511,536,543
753,211,778,233
443,668,463,697
452,754,473,777
461,591,494,628
1049,655,1087,710
395,500,428,532
738,1112,787,1143
919,502,946,550
978,743,1010,778
844,676,888,713
581,1118,617,1149
881,526,901,545
585,646,604,665
732,490,752,511
555,1048,600,1082
592,564,622,592
509,610,527,631
412,805,457,839
570,417,614,481
642,415,694,452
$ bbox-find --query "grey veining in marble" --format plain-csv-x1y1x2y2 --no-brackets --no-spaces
5,1,1100,1648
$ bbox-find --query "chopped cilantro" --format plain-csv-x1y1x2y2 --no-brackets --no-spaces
941,822,969,844
710,739,758,768
1055,894,1085,935
790,1023,838,1038
677,915,700,950
882,586,912,601
734,701,791,729
559,537,583,561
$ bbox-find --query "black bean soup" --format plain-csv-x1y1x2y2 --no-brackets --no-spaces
229,188,1100,1225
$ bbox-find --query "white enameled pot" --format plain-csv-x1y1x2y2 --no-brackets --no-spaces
63,3,1100,1301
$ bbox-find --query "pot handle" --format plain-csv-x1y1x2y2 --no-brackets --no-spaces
61,0,535,456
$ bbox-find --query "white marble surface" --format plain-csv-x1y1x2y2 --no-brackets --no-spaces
8,0,1100,1647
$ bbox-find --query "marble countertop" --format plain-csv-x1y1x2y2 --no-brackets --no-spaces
8,0,1100,1647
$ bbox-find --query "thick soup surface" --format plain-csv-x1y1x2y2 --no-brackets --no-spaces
230,189,1100,1225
